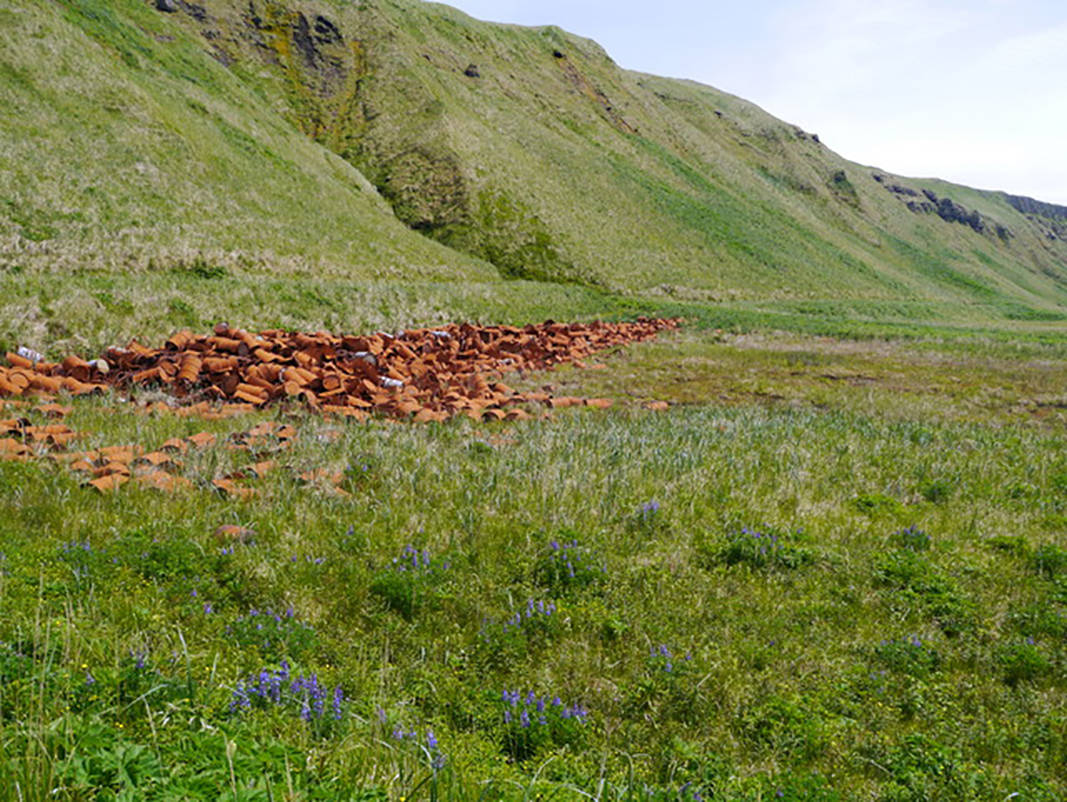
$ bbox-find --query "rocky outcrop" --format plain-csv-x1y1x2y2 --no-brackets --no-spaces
1003,194,1067,220
873,174,1011,240
1002,193,1067,242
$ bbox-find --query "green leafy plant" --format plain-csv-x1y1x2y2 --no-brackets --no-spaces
534,535,605,596
711,526,813,570
226,608,317,660
496,689,587,762
996,639,1051,687
369,545,450,620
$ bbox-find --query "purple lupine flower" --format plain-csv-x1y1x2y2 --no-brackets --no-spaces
520,710,530,728
426,730,437,750
392,726,404,740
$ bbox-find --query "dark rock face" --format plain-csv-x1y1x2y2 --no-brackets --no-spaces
935,196,985,233
464,64,480,78
156,0,178,11
1003,193,1067,221
313,15,342,45
291,13,342,69
878,179,1005,237
829,169,860,206
292,13,316,67
178,1,207,22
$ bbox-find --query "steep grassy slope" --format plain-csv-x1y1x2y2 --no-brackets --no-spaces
0,0,495,279
121,0,1067,312
1,0,1066,331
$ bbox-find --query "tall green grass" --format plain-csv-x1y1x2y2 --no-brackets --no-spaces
1,377,1064,799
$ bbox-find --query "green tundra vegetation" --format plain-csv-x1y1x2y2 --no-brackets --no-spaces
1,331,1066,800
1,0,1066,799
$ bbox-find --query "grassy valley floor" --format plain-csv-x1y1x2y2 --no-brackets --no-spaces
1,320,1065,800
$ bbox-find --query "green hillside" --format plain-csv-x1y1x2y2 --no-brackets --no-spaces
0,0,495,280
1,0,1066,345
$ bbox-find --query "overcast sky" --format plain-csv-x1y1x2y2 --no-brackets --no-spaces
440,0,1067,204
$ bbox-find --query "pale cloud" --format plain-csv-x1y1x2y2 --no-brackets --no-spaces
734,0,1067,201
991,20,1067,68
